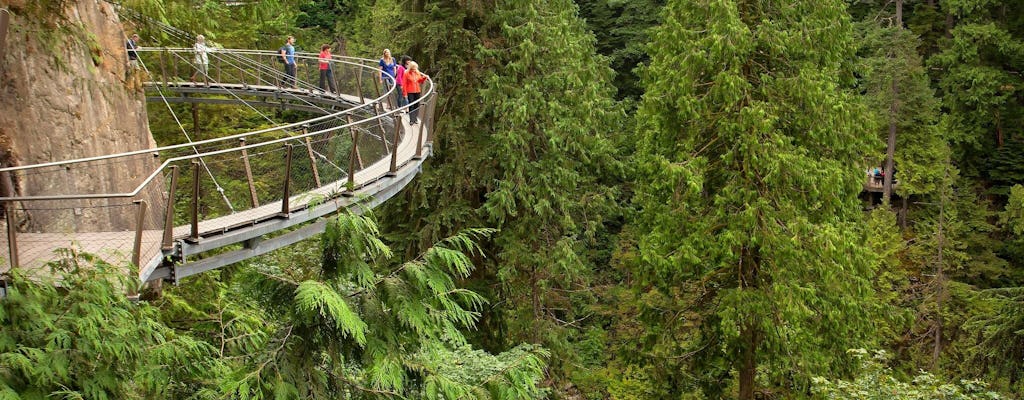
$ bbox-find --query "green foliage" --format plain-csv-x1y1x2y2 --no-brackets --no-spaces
630,0,879,396
364,0,626,388
574,0,666,102
185,213,548,399
0,254,217,399
812,349,1004,400
853,9,949,197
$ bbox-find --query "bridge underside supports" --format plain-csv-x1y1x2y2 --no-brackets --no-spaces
143,141,431,283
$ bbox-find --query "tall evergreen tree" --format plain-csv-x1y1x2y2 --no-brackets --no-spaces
630,1,878,397
929,0,1024,183
372,0,626,386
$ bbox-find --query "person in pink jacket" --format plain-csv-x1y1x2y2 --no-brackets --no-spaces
394,55,411,109
402,61,428,124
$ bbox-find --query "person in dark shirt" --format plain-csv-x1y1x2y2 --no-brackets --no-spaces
126,33,140,69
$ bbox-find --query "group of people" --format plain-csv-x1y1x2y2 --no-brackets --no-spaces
377,48,428,125
127,34,430,125
279,38,429,125
867,167,897,186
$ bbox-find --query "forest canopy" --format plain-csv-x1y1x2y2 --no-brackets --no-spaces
2,0,1023,399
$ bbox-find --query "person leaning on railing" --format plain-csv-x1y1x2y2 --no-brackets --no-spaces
402,61,428,125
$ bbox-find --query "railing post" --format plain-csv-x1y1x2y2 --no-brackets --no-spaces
4,202,16,270
1,169,17,270
132,200,148,268
347,115,363,169
388,115,402,177
281,144,293,215
425,92,438,144
162,165,178,250
345,117,360,196
189,160,200,242
357,69,365,104
303,131,321,187
239,138,259,208
414,95,430,160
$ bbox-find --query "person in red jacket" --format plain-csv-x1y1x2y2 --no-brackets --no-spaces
402,61,428,124
318,44,337,94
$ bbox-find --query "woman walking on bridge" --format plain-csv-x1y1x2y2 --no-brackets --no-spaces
190,35,209,84
318,44,337,94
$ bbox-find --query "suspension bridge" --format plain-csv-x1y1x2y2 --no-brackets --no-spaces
0,15,437,284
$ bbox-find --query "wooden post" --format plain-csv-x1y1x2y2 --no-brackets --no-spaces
345,118,360,196
388,115,402,176
0,169,17,270
239,138,259,208
189,160,200,242
216,56,222,82
347,115,363,169
132,200,148,268
281,145,293,215
4,202,16,270
162,166,178,250
414,95,431,159
357,68,365,104
304,136,321,188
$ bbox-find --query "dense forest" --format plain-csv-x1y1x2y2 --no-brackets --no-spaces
2,0,1023,399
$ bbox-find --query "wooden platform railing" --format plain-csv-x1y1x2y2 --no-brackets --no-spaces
0,48,437,282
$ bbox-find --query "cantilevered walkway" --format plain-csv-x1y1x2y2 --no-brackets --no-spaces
0,43,437,284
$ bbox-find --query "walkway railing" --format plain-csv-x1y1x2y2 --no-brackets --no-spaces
0,48,437,283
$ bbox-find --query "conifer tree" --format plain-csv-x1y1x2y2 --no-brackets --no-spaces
631,1,878,397
176,213,548,399
373,0,625,380
0,255,218,399
928,1,1024,178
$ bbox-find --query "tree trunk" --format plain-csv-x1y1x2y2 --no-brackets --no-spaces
996,110,1004,147
883,0,902,206
932,164,949,371
739,324,761,400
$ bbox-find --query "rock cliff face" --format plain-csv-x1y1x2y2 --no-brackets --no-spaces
0,0,163,232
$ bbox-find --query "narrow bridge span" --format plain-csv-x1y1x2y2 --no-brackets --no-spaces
0,47,437,284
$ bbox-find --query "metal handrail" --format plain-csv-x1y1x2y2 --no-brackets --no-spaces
0,47,435,201
0,48,404,174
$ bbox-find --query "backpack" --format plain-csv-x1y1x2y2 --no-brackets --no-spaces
277,46,287,63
